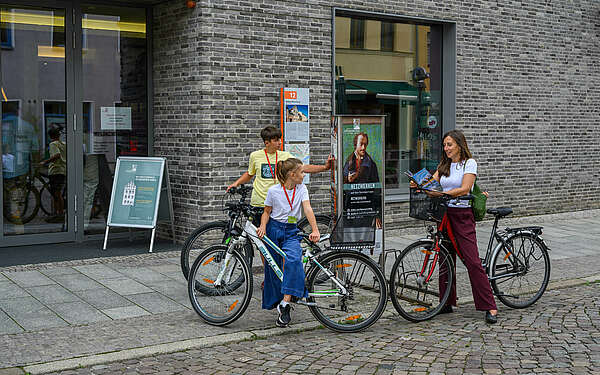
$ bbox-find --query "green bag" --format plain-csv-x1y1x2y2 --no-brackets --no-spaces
471,180,487,222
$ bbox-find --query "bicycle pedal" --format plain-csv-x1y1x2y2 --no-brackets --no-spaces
295,299,317,306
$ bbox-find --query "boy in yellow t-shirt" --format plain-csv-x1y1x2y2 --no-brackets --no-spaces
228,126,332,218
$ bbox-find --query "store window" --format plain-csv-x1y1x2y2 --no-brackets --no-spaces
335,13,444,196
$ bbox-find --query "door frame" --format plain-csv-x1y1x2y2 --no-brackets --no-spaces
1,0,153,247
0,0,76,246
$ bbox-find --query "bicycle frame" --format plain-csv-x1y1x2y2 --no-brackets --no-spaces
215,220,348,297
425,211,547,284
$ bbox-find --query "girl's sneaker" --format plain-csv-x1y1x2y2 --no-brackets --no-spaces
276,303,291,327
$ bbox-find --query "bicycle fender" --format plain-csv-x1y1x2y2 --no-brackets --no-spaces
403,239,434,250
308,250,379,279
488,231,548,277
505,229,550,251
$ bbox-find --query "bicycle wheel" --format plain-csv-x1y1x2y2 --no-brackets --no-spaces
39,181,53,216
389,240,454,322
3,183,40,224
306,250,387,333
490,233,550,308
188,244,253,325
298,214,332,236
180,221,253,280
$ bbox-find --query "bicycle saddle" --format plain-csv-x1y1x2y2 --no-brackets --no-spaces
487,207,513,217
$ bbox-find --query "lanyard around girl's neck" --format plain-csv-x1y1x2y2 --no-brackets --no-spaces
282,184,296,210
264,149,277,181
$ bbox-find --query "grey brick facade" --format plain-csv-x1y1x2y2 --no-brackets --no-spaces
152,0,600,242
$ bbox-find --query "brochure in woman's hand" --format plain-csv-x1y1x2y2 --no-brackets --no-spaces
405,168,442,191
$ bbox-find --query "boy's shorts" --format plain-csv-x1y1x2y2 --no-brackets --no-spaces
49,174,66,195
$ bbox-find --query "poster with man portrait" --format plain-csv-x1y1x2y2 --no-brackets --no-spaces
331,116,384,255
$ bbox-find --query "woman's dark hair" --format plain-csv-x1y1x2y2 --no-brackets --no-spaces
437,129,473,177
276,158,303,183
260,126,282,142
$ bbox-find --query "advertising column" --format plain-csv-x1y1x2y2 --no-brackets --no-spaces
331,116,385,260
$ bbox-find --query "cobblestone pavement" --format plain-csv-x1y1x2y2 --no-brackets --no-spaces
0,210,598,372
44,282,600,375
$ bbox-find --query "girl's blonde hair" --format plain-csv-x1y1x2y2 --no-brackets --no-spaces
276,158,303,183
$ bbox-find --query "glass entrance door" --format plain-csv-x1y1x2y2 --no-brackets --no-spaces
0,2,75,244
79,4,148,236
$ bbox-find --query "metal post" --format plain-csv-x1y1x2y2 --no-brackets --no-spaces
149,227,156,253
103,225,110,250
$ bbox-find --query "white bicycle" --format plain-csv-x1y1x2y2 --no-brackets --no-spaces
187,199,388,333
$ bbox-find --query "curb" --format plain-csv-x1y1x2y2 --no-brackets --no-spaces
20,323,324,375
4,273,597,375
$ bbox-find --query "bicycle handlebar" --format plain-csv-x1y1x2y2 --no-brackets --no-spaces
298,232,330,244
411,187,473,202
228,185,252,196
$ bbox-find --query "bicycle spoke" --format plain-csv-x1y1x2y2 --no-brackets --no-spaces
490,234,550,308
307,251,387,332
390,241,453,321
188,245,252,325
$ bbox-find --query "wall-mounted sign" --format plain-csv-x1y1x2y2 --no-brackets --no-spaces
100,107,132,130
281,87,310,183
281,88,310,142
285,143,310,184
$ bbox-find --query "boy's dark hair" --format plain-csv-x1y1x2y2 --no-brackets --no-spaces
260,126,282,142
48,126,61,139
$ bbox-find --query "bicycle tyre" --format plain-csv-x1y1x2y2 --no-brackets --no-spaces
297,214,332,235
306,250,387,333
39,181,53,216
3,184,40,224
389,240,454,322
490,233,550,309
180,221,253,280
188,244,253,326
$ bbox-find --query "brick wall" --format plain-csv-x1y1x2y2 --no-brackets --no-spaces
153,0,600,241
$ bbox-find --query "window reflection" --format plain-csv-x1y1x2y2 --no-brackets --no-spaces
1,6,68,235
335,15,443,194
82,5,147,234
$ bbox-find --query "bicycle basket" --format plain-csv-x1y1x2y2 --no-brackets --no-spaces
409,189,446,222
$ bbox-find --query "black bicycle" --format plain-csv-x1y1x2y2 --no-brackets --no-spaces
180,185,332,281
389,189,551,322
3,170,41,224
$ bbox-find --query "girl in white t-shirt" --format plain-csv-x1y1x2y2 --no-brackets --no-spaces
257,158,320,327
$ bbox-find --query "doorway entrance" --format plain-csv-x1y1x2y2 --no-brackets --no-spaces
0,1,149,247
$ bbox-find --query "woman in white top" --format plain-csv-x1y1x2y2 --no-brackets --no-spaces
257,158,320,327
420,130,498,324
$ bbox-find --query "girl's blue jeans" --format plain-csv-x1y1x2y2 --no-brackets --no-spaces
262,220,308,310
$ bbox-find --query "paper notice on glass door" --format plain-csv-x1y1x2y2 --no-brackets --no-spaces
101,107,132,130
